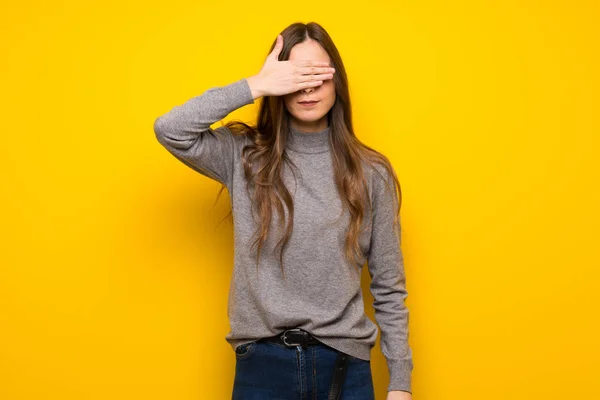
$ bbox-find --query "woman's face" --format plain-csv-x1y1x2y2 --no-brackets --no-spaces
283,39,336,132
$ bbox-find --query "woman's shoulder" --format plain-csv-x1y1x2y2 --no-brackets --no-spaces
363,160,395,188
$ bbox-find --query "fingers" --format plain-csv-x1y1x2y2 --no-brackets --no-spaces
299,66,336,76
269,35,283,59
298,80,324,88
298,73,334,83
297,64,336,84
294,60,331,68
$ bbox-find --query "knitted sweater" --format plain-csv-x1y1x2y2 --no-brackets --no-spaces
153,77,413,393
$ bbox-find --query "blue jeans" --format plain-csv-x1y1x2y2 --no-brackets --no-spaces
232,339,375,400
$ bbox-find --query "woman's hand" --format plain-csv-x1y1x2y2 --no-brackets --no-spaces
387,390,412,400
246,34,335,98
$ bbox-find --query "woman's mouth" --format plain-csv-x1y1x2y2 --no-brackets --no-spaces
298,100,319,107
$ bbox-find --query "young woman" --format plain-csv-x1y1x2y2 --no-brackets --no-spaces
154,22,413,400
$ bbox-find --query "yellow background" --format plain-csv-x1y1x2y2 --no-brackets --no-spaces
1,1,598,399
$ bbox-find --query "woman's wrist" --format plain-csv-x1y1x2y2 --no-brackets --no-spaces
246,75,266,100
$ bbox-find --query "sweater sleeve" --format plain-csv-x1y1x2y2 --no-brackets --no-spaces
153,78,255,188
367,166,414,393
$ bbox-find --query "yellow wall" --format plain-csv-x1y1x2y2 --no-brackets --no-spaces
1,1,598,399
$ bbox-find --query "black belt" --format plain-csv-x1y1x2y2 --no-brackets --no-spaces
258,328,348,399
260,328,321,347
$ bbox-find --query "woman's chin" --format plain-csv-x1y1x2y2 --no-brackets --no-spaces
293,111,326,122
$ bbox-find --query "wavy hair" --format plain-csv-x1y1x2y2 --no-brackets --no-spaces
215,22,402,278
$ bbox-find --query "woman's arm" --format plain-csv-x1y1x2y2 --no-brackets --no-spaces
153,77,257,188
367,166,414,394
153,34,334,188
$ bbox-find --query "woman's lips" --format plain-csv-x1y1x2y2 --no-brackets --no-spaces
298,101,319,107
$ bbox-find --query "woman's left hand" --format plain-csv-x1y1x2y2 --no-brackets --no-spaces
387,390,412,400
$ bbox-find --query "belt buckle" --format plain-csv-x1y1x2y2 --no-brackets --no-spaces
281,328,305,347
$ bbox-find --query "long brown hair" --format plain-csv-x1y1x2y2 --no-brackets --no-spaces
216,22,402,278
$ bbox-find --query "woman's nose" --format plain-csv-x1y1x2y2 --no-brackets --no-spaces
301,86,315,94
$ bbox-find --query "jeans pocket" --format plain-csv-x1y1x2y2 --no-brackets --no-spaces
235,341,258,359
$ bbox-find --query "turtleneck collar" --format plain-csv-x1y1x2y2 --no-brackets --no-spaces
286,122,331,154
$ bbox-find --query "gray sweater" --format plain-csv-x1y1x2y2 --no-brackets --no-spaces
153,78,413,393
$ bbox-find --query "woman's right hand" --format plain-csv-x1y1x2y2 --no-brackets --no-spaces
247,34,336,99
